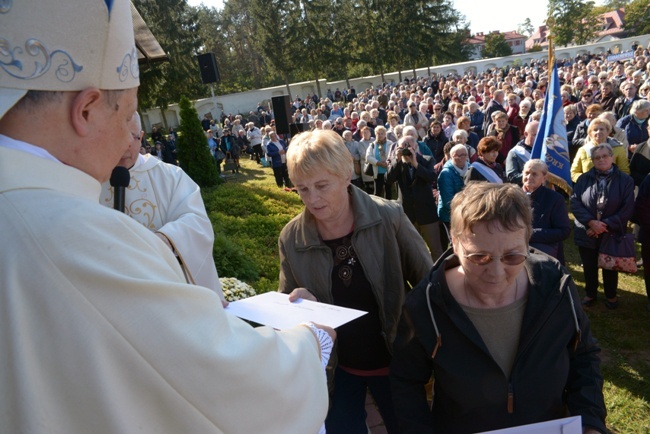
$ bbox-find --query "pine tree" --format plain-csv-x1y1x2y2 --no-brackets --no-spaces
177,96,221,188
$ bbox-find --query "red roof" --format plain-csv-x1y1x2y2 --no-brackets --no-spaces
468,30,527,46
525,8,627,49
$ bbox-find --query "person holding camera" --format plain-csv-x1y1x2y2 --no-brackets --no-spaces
387,136,443,262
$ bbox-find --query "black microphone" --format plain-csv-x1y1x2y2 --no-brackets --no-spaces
110,166,130,213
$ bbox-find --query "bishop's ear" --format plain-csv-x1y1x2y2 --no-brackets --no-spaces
70,88,103,137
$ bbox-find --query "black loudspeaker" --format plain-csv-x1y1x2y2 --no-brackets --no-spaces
198,53,220,84
272,95,292,135
290,123,310,135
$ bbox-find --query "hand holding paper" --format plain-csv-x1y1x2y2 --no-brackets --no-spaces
225,291,367,330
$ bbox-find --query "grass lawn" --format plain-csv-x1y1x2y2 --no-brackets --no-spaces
203,157,650,433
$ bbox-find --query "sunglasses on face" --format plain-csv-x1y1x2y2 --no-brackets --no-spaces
459,240,529,266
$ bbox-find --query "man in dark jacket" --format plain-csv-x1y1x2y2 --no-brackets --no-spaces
613,81,639,120
423,121,448,163
386,136,442,262
598,80,617,112
482,90,506,136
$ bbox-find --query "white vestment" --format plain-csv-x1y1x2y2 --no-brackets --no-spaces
99,154,224,299
0,145,328,433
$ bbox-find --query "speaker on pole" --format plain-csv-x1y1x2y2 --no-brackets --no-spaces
197,53,220,84
271,95,292,135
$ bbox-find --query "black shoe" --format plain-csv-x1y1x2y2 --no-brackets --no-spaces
605,299,619,310
581,297,596,307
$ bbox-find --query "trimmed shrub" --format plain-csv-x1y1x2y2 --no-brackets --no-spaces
177,95,221,187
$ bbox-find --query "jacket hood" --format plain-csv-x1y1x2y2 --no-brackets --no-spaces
421,248,582,360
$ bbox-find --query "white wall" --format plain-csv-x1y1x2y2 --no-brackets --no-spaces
141,34,650,132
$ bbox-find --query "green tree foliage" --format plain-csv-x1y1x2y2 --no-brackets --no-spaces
177,96,220,188
293,0,336,97
136,0,471,104
134,0,207,125
528,44,544,52
417,0,473,68
482,33,513,58
195,0,265,93
328,0,364,84
623,0,650,37
249,0,301,93
594,0,632,13
347,0,471,81
548,0,599,47
517,18,535,37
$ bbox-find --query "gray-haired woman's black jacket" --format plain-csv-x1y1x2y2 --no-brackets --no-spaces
570,165,634,250
390,250,607,434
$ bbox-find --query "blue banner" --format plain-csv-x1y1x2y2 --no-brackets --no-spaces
531,63,572,194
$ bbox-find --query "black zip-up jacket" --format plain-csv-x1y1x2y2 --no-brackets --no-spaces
390,250,607,433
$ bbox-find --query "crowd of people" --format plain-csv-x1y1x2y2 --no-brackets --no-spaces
229,43,648,315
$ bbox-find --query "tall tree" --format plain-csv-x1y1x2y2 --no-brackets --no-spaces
420,2,473,67
623,0,650,37
177,96,220,188
135,0,206,126
548,0,599,47
482,33,513,58
517,18,535,37
327,0,362,86
195,3,264,93
293,0,336,97
249,0,300,94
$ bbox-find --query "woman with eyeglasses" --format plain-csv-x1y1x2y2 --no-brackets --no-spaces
391,182,607,434
571,143,635,309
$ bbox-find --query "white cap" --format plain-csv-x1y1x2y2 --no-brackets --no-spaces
0,0,139,119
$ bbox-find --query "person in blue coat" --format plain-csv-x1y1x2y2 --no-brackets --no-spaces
266,131,292,189
437,144,469,226
616,99,650,157
522,159,571,264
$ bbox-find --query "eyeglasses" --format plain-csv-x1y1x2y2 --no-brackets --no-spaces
583,94,593,98
458,240,529,266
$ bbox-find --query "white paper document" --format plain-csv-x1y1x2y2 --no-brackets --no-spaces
225,291,367,329
477,416,582,434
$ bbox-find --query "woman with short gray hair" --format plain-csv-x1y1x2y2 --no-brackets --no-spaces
616,99,650,154
571,144,635,309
